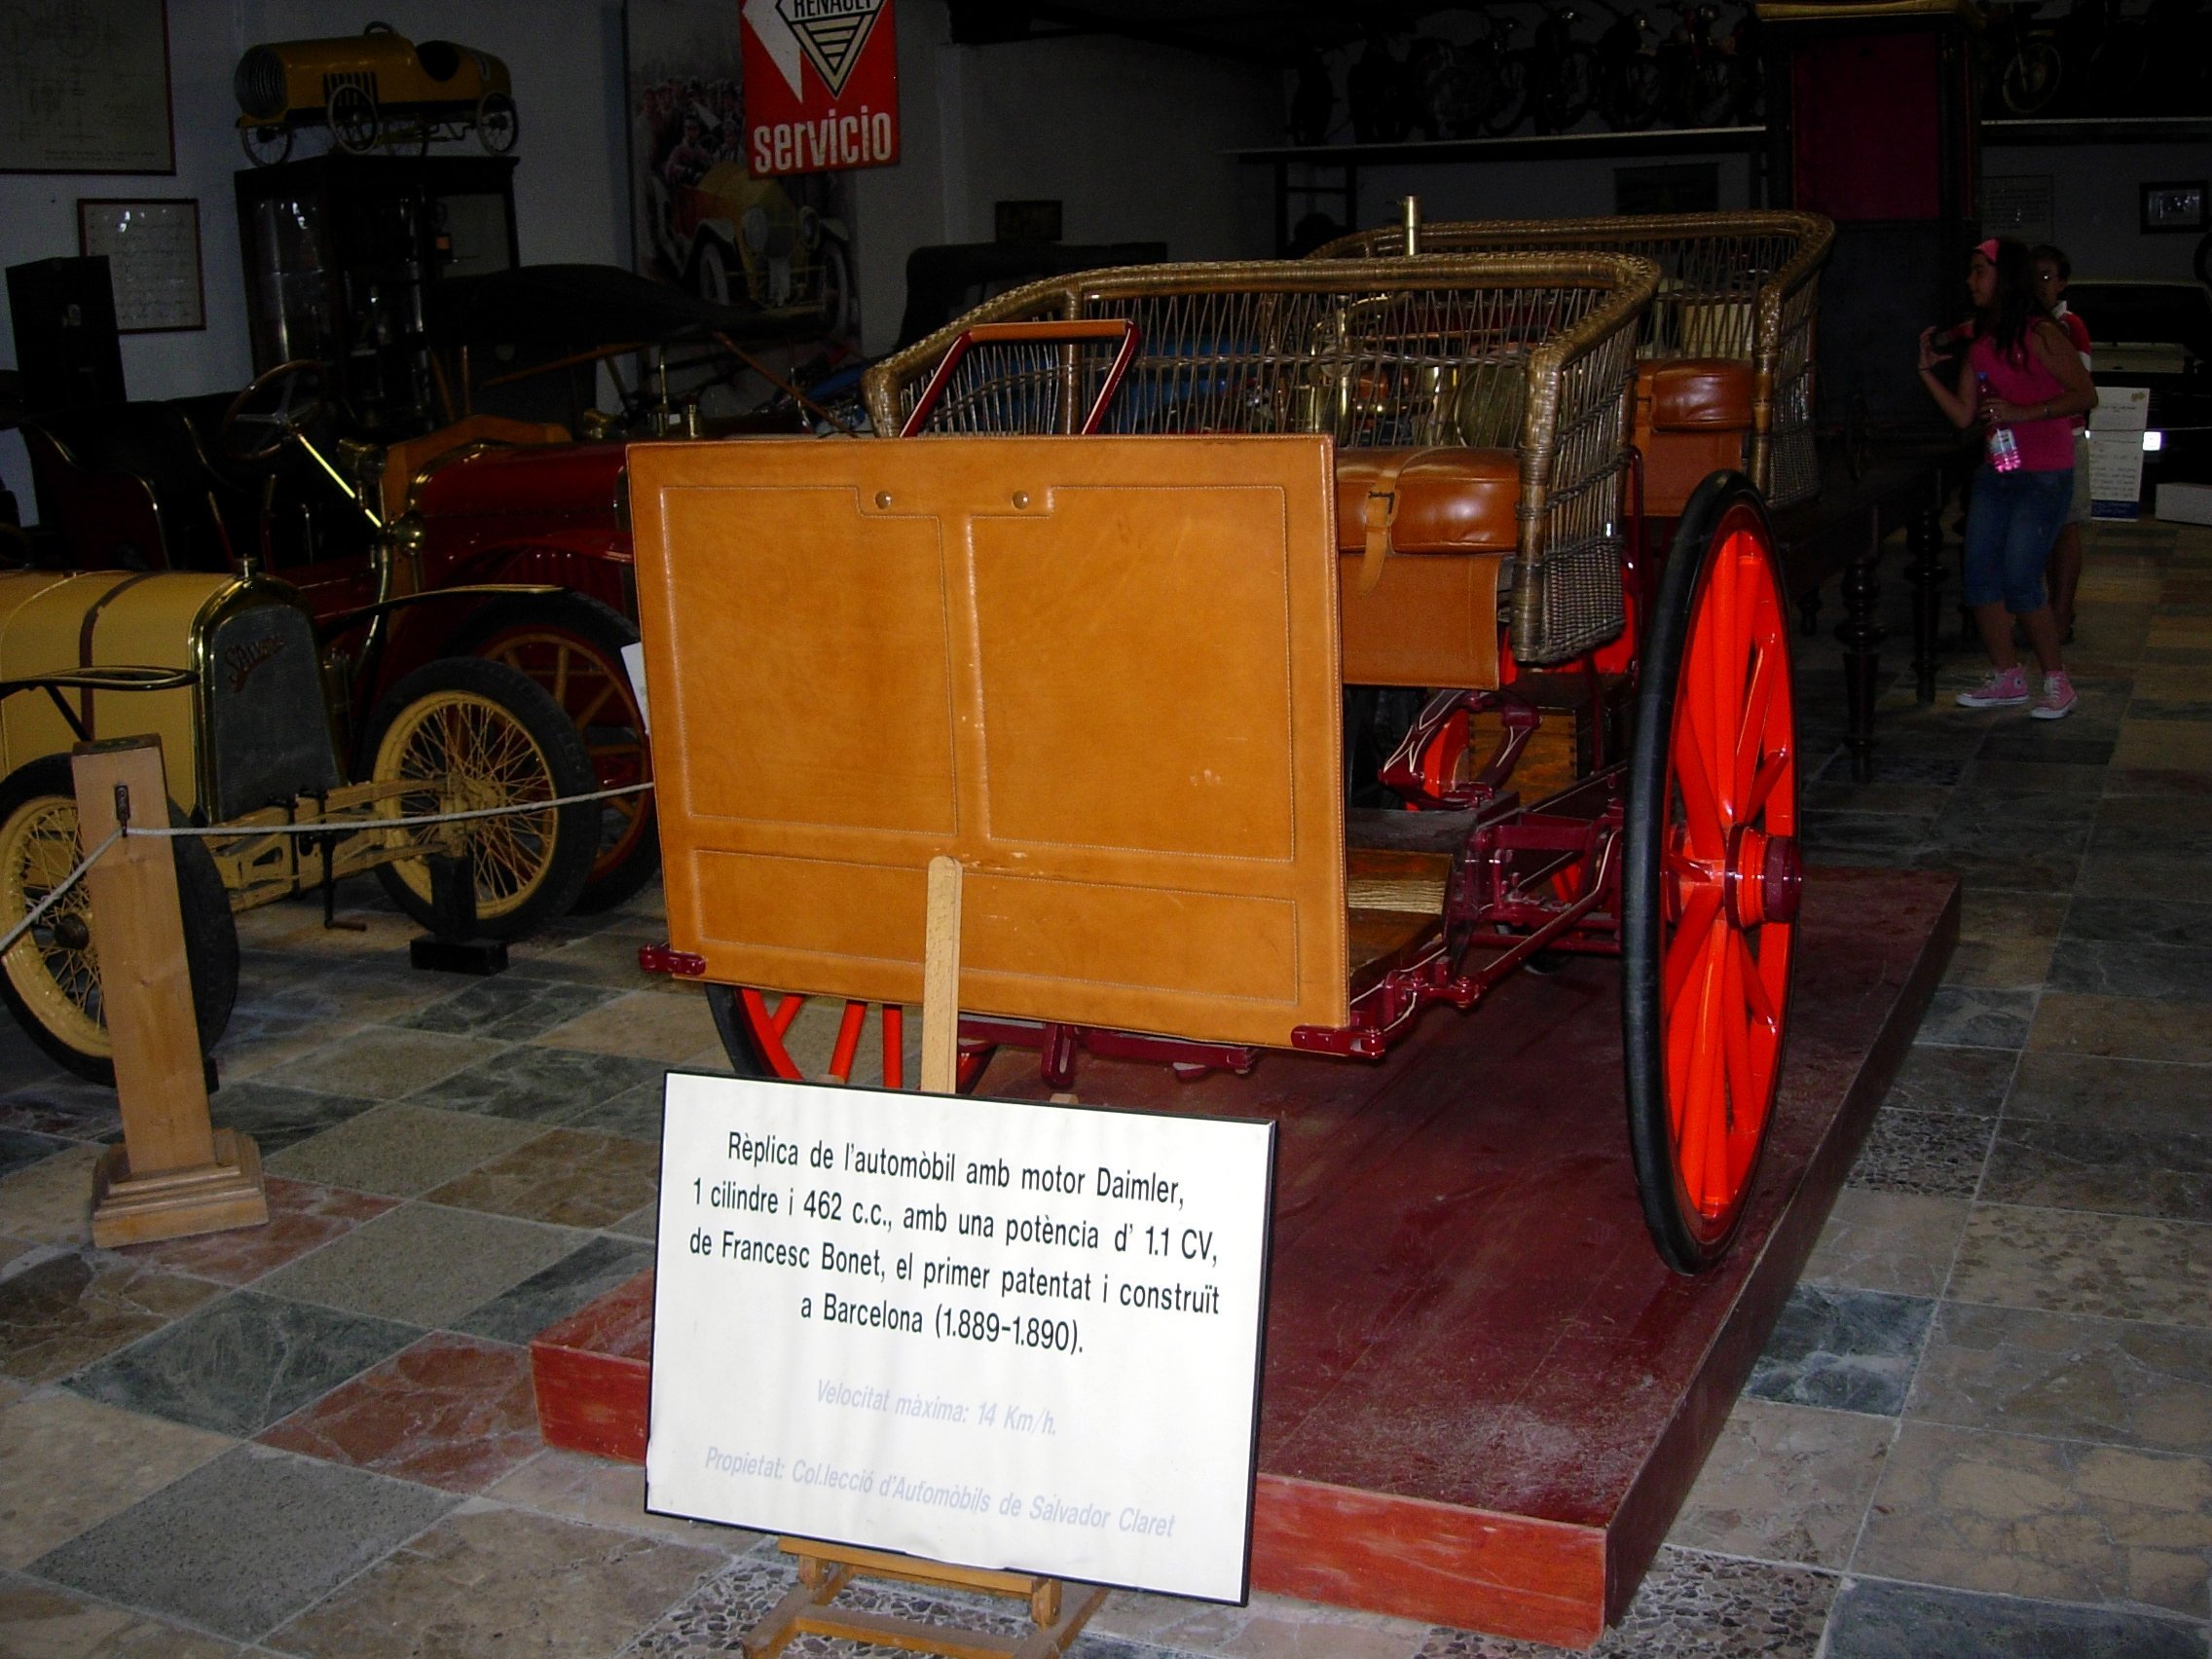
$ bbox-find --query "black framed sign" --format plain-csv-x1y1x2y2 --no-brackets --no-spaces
78,198,203,332
0,0,174,174
2140,181,2206,235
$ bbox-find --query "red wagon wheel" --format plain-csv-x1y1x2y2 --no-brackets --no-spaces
1622,474,1800,1273
705,986,997,1095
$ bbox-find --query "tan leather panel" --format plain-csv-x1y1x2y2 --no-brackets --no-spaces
1638,359,1754,430
1333,447,1520,554
1637,429,1749,518
628,433,1349,1048
654,488,958,835
971,488,1297,860
1339,547,1503,689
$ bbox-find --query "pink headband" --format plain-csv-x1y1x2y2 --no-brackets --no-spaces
1974,239,2000,263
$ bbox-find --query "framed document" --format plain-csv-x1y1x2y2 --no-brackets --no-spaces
2139,181,2206,235
78,199,203,333
0,0,174,174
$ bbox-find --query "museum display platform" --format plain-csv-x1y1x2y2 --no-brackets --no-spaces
530,866,1958,1649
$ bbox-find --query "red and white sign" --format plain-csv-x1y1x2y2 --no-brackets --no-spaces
742,0,900,176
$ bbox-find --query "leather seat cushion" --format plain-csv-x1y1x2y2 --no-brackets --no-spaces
1640,359,1754,430
1334,446,1520,555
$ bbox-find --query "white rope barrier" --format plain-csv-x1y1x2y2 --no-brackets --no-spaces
124,780,655,837
0,827,124,960
0,781,654,961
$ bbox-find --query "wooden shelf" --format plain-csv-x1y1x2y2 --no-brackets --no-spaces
1981,115,2212,147
1231,126,1766,167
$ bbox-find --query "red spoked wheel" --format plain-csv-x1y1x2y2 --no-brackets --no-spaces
704,986,996,1094
1621,473,1799,1273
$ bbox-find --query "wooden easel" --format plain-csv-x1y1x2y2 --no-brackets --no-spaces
73,738,268,1247
743,857,1105,1659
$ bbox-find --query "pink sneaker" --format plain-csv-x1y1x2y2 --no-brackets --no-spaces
2032,669,2078,720
1957,665,2029,709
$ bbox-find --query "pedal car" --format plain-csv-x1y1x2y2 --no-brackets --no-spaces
0,539,599,1083
626,254,1803,1273
234,22,516,164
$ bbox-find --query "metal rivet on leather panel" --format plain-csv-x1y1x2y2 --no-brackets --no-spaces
874,491,893,508
1012,491,1030,508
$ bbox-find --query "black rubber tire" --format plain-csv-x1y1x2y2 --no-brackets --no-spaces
358,656,598,940
706,983,776,1077
0,758,238,1086
451,593,660,913
1620,472,1788,1274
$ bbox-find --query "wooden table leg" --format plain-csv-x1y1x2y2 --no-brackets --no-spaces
1834,516,1886,785
73,737,267,1248
1906,499,1947,705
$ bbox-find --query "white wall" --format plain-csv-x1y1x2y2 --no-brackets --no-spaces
851,0,1279,355
1985,142,2210,280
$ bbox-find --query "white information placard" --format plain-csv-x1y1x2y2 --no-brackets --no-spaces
646,1072,1275,1602
2089,386,2151,518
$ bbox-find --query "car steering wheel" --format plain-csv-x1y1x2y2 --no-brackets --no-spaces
218,359,334,464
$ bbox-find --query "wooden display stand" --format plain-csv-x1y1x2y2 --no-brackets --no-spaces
742,858,1105,1659
73,738,268,1248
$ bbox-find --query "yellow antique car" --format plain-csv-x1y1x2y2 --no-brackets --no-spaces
234,23,516,164
0,556,598,1083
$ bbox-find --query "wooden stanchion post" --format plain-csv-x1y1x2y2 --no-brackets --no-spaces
73,737,267,1248
746,854,1104,1659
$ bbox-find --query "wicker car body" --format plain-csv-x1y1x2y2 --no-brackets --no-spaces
1311,212,1834,508
862,253,1661,667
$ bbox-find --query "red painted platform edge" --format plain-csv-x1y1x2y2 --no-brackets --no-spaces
1252,1473,1608,1649
1600,874,1962,1626
532,1268,654,1464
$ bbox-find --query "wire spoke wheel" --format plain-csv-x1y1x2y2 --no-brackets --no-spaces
707,987,997,1095
363,657,597,940
0,759,238,1084
476,628,652,896
0,793,106,1060
459,596,657,912
1623,476,1799,1272
328,84,380,153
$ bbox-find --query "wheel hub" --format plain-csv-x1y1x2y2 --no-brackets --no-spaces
1724,827,1801,928
52,913,92,951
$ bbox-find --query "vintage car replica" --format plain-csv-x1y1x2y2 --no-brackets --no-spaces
18,358,657,911
234,23,517,165
0,549,599,1083
625,254,1804,1273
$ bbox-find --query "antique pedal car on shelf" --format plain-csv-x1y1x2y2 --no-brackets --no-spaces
234,22,518,165
0,554,600,1084
627,253,1802,1272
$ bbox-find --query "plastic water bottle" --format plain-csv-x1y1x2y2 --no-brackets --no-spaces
1978,373,2022,472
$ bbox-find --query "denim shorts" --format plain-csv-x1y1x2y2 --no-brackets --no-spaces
1963,464,2074,613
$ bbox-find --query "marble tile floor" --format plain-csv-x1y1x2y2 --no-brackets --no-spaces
2,519,2210,1657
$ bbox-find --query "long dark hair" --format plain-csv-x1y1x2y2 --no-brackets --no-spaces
1975,237,2046,360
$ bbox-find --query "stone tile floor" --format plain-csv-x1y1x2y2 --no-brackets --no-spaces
2,517,2208,1657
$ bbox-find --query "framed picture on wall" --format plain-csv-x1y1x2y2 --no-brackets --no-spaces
2139,181,2206,234
0,0,174,174
78,199,203,332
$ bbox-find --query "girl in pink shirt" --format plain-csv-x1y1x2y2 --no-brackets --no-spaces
1916,238,2097,718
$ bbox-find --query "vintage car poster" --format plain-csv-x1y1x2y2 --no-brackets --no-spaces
625,0,857,344
739,0,901,176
